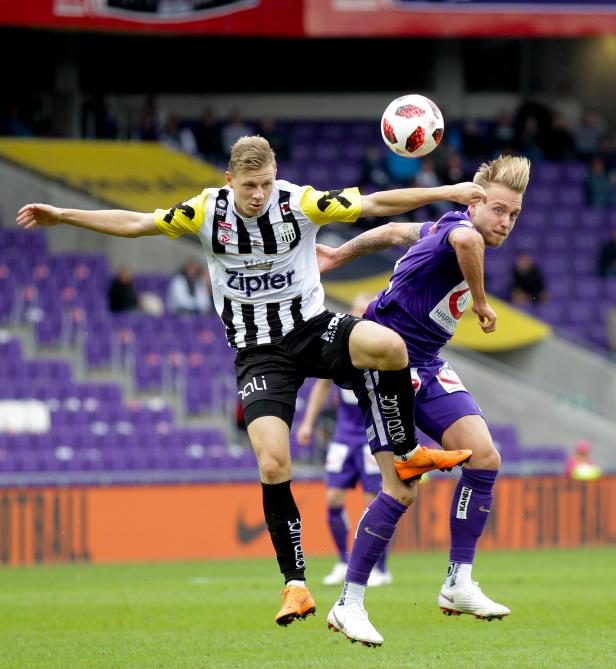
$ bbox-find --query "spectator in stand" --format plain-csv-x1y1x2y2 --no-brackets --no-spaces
516,117,544,162
544,113,576,162
490,110,516,154
385,151,420,186
137,97,160,142
437,150,470,188
221,111,251,157
513,87,552,154
166,259,212,315
585,156,615,209
460,120,486,159
414,157,448,218
574,110,605,160
160,113,198,156
551,83,583,134
359,146,390,190
81,94,118,139
510,251,549,305
2,104,34,137
597,229,616,278
193,108,224,163
565,439,601,481
108,266,140,313
257,116,290,162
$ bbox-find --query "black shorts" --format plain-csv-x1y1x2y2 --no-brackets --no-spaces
234,310,361,428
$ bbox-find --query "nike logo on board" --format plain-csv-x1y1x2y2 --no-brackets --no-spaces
237,513,267,544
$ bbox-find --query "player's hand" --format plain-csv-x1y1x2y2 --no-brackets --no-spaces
16,203,62,230
473,301,497,333
296,422,312,446
316,244,340,274
446,183,488,206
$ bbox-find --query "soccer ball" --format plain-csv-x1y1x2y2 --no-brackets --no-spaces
381,94,445,158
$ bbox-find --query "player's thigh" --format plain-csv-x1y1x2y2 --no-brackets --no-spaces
441,415,500,469
348,320,407,370
248,415,292,483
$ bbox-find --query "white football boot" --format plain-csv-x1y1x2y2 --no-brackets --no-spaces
366,567,393,587
438,581,510,620
322,562,348,586
327,602,384,647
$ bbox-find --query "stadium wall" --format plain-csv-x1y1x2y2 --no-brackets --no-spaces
0,477,614,565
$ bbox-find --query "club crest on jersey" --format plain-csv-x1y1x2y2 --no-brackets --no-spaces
278,222,296,244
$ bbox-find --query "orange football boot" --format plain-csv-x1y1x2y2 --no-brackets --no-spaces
275,585,317,626
395,446,472,482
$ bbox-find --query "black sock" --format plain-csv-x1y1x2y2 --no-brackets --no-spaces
262,480,306,583
375,367,418,457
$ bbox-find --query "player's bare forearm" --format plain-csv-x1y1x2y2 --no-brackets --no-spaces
451,230,488,306
59,208,157,237
17,204,158,238
360,182,486,218
301,379,333,428
318,222,421,273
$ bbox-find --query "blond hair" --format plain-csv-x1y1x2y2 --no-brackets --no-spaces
473,155,531,194
228,135,276,174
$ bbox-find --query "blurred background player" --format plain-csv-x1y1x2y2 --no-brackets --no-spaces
319,155,530,644
296,293,392,588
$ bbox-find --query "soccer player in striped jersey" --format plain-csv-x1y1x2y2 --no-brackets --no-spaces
17,135,486,630
296,293,393,588
318,155,530,645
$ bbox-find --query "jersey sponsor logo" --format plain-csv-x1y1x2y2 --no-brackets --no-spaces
325,443,349,473
278,221,296,244
218,232,231,244
219,220,233,230
320,312,346,343
429,280,471,335
378,394,407,445
456,486,472,519
238,375,268,400
225,268,295,297
288,518,305,570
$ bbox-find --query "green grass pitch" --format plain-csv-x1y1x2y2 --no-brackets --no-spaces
0,547,615,669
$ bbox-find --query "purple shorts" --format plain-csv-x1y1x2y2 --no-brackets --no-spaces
412,359,483,443
324,439,382,493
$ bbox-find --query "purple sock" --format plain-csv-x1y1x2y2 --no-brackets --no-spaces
346,491,406,585
327,506,349,563
376,549,388,573
449,468,498,563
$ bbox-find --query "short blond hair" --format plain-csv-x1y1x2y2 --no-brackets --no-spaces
473,155,531,194
228,135,276,174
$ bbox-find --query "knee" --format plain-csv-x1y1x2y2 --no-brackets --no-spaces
468,444,501,470
258,452,290,483
384,479,418,507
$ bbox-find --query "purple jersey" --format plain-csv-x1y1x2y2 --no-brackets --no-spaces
366,210,475,365
332,386,367,445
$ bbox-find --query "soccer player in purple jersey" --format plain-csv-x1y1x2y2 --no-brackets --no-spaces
318,155,530,645
297,294,393,588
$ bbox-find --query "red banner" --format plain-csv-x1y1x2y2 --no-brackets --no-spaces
304,0,616,37
0,0,303,36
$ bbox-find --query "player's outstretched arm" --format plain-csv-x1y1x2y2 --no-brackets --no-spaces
449,226,496,333
16,203,159,238
360,182,486,218
316,222,421,274
296,379,333,446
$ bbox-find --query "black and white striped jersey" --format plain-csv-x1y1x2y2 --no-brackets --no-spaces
154,179,362,348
